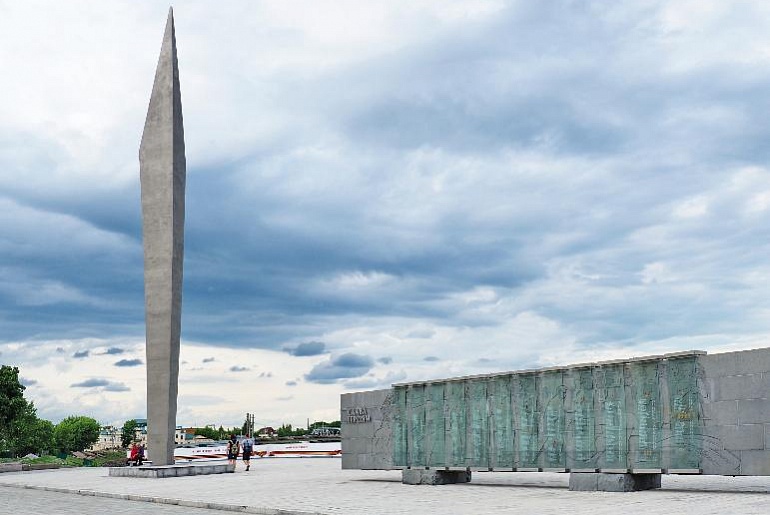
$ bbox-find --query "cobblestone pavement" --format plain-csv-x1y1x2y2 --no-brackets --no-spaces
0,459,768,514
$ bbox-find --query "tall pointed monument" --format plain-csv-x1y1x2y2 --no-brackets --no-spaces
140,7,186,466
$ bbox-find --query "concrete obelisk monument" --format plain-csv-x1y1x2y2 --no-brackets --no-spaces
140,7,186,467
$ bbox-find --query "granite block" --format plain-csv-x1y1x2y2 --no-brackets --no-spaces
702,400,738,426
712,374,769,402
401,469,471,485
702,348,770,377
706,424,765,451
739,450,770,475
737,399,770,424
341,453,357,470
701,353,739,378
569,473,660,492
734,349,770,375
568,473,598,491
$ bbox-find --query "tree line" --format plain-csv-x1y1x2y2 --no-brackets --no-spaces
0,365,100,457
3,365,343,458
276,420,341,437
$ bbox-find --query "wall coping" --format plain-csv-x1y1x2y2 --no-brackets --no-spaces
392,350,708,388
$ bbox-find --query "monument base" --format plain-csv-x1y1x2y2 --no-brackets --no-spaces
402,469,472,485
569,472,661,492
109,463,234,478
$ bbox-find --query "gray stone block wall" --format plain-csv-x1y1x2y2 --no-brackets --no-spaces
341,389,393,470
700,347,770,475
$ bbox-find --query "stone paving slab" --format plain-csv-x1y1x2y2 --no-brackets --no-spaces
0,487,238,515
0,460,768,514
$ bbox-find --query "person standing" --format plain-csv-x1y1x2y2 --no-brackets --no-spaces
227,434,240,468
241,433,254,471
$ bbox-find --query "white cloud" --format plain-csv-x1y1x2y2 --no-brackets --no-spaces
673,196,708,219
326,271,397,290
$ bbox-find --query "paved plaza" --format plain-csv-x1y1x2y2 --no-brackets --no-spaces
0,459,768,514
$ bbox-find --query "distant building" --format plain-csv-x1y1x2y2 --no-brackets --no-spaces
257,426,276,438
122,420,232,447
175,426,199,445
310,427,341,437
133,419,148,445
88,425,121,451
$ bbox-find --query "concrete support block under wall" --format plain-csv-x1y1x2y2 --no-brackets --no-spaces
569,473,661,492
402,469,472,485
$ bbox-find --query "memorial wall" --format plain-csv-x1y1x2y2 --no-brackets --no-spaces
341,347,770,476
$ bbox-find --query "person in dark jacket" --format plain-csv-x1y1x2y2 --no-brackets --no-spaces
227,434,240,468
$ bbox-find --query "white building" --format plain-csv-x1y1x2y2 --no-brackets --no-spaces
88,425,121,451
175,426,195,445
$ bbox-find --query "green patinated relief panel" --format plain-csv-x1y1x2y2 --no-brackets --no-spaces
541,371,565,468
668,357,701,469
390,353,703,473
425,383,446,467
630,361,662,468
490,375,514,468
446,381,467,467
467,380,489,468
407,385,426,466
392,386,408,466
517,374,539,468
572,368,596,468
600,365,627,469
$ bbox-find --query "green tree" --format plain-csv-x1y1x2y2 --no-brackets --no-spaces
32,418,55,455
7,404,54,456
275,423,307,437
309,420,341,429
0,366,59,457
54,416,100,454
192,426,219,440
0,366,28,429
121,419,138,448
276,423,293,438
0,365,35,456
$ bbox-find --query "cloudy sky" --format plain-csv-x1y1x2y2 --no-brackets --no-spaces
3,0,770,429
